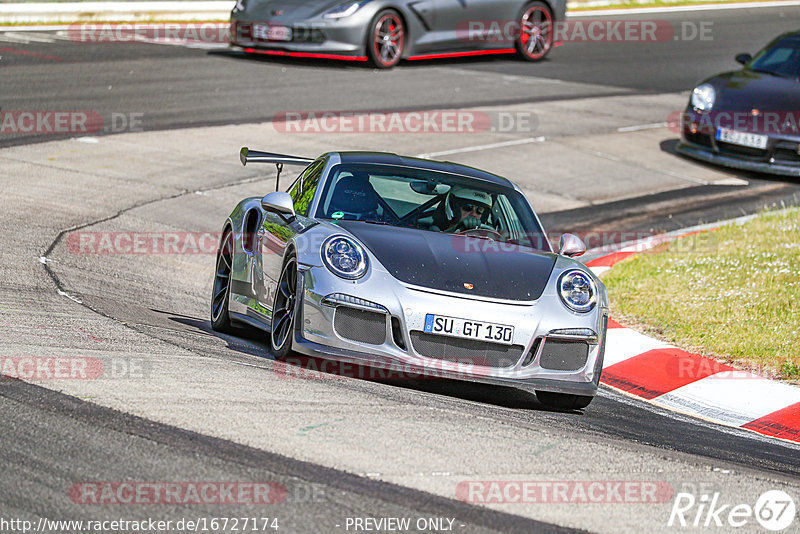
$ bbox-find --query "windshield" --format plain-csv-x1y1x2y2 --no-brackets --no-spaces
314,163,549,251
749,36,800,79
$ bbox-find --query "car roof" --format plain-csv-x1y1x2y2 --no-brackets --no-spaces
773,30,800,42
326,151,515,188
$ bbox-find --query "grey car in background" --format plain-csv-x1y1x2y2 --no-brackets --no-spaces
229,0,565,67
211,150,608,409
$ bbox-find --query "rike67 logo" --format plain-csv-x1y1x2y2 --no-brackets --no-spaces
668,489,796,531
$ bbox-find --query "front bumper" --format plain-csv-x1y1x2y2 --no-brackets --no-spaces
228,17,369,59
291,264,607,396
677,110,800,177
677,140,800,177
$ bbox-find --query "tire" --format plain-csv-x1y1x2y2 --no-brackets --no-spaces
270,254,298,360
211,229,235,333
367,9,405,68
536,391,593,410
515,1,554,62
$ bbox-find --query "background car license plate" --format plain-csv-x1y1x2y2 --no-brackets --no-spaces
716,128,768,149
424,314,514,345
253,23,293,41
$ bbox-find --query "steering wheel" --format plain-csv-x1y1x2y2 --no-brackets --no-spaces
454,217,503,240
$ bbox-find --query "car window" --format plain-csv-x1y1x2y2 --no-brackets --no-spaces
314,163,549,251
288,160,324,216
750,37,800,78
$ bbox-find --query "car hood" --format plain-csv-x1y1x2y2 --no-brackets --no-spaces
336,221,557,302
241,0,345,20
716,70,800,112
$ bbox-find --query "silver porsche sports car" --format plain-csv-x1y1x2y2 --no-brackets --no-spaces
212,149,608,409
229,0,565,68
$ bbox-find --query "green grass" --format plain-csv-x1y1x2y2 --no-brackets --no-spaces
603,209,800,382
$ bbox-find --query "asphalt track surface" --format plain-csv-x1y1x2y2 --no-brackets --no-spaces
2,4,800,534
2,7,800,146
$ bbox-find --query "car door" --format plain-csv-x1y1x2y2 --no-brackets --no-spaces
257,160,324,317
432,0,520,51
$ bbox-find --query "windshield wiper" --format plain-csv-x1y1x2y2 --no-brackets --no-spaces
451,232,496,242
329,217,390,225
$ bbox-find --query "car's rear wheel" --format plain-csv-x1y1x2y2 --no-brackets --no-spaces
516,2,554,61
211,229,234,333
271,254,298,360
536,391,593,410
367,9,404,68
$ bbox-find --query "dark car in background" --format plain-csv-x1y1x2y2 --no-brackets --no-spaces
677,30,800,177
229,0,565,68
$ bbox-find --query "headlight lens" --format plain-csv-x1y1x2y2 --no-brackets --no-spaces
323,0,367,18
558,270,597,313
322,235,368,279
691,83,716,112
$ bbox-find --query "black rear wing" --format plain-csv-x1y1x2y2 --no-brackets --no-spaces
239,147,314,190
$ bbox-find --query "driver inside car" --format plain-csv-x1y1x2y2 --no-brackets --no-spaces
441,186,493,233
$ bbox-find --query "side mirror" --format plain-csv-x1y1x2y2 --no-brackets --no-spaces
735,53,752,66
261,191,296,219
559,233,586,258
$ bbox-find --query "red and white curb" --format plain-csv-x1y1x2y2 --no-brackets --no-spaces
585,228,800,445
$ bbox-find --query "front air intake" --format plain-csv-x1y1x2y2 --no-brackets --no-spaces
333,307,387,345
409,331,524,368
539,339,590,371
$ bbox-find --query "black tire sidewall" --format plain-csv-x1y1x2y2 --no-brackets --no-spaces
536,390,593,410
211,231,233,333
270,254,297,360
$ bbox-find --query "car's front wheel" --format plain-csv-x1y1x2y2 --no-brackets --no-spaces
516,2,554,61
211,229,234,333
271,254,298,360
367,9,405,68
536,391,593,410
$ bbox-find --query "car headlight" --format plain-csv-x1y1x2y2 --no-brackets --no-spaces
691,83,716,112
558,270,597,313
322,235,368,279
323,0,370,19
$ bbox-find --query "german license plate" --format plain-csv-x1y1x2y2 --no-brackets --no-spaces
716,128,768,149
253,23,292,41
424,314,514,345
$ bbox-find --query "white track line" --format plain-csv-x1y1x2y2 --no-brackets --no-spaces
417,137,546,159
2,31,57,43
0,32,33,43
617,122,668,132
